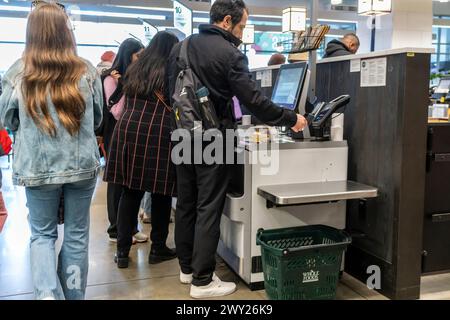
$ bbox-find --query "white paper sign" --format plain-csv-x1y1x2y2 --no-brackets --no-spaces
361,57,387,87
261,70,272,88
432,104,449,119
256,72,262,80
174,1,192,38
350,59,361,73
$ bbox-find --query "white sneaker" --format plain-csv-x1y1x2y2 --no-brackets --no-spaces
180,272,219,284
133,232,149,243
180,271,193,284
190,275,236,299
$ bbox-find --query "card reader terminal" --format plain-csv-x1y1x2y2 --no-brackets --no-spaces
306,95,351,141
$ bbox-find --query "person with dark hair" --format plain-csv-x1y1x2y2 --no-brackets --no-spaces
168,0,307,299
100,38,147,245
268,53,286,66
104,31,179,269
323,33,360,58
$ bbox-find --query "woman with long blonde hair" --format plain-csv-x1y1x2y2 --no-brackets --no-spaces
0,2,103,300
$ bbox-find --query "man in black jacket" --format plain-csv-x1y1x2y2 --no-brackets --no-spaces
323,33,360,59
168,0,307,299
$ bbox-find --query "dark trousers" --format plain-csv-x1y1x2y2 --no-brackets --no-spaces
175,163,230,287
117,187,172,254
106,183,138,238
149,193,173,249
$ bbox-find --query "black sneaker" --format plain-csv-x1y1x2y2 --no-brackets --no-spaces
114,252,129,269
148,246,177,264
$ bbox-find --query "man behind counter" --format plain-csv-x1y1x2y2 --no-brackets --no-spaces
323,33,360,59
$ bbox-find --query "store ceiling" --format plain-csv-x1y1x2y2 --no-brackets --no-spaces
7,0,447,15
245,0,358,8
57,0,359,10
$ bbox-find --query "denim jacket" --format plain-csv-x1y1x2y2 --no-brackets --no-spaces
0,59,103,187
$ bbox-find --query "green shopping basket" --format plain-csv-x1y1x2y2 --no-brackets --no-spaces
256,225,351,300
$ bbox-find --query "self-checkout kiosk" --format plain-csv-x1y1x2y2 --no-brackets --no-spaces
432,77,450,102
217,62,378,290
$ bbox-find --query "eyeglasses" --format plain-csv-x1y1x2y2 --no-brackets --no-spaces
31,0,66,12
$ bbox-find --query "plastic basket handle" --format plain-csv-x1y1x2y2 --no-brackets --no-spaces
282,239,351,256
256,228,264,246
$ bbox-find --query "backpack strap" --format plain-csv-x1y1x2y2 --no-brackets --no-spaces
108,79,124,110
178,37,191,70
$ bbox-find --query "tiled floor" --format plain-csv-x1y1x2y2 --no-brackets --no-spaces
0,159,447,300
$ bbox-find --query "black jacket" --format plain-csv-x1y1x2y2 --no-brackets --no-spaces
168,24,297,128
323,40,352,59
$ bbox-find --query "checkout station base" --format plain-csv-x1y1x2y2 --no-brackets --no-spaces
217,135,378,290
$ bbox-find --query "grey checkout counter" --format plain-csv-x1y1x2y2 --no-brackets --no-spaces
217,62,378,290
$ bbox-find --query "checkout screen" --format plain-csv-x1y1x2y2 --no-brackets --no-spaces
272,67,304,110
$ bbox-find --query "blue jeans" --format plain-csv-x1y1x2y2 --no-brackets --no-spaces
140,192,152,214
26,177,97,300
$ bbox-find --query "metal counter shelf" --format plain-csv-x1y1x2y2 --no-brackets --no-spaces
258,180,378,208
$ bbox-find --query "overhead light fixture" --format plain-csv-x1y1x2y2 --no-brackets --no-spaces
358,0,392,52
249,14,282,19
114,5,174,12
193,17,209,23
358,0,392,16
68,9,166,20
0,5,29,12
433,24,450,29
282,7,307,33
331,0,343,5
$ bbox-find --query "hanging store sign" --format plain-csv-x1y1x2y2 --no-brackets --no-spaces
174,1,192,38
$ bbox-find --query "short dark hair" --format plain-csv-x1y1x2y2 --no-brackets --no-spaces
344,33,360,46
210,0,248,27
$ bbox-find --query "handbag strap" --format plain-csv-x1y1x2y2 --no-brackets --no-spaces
107,77,124,110
154,91,172,112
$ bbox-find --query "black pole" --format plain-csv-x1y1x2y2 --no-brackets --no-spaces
370,16,376,52
309,0,318,100
436,21,442,70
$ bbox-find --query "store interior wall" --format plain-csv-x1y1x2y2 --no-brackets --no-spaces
376,0,433,51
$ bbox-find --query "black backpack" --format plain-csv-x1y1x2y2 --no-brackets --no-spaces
172,37,220,133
